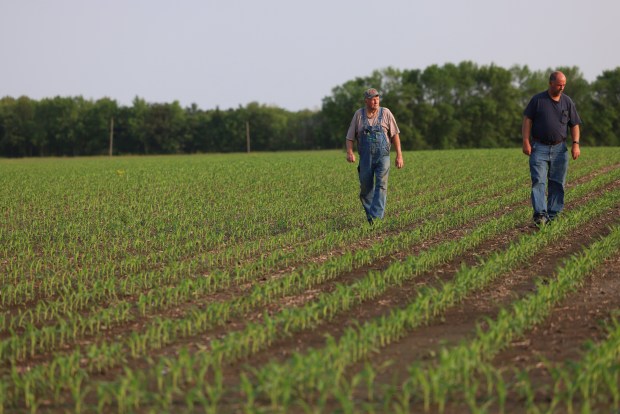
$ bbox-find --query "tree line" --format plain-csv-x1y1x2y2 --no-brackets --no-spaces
1,62,619,157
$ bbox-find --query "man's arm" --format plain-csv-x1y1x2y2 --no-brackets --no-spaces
522,116,533,156
570,124,581,160
391,134,404,168
345,112,359,163
346,139,356,163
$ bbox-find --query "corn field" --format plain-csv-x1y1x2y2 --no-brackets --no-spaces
1,148,619,413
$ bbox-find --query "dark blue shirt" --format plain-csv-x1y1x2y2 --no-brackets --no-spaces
523,91,581,144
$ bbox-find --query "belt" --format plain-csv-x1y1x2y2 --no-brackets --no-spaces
532,137,564,145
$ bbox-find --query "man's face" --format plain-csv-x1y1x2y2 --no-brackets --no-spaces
549,76,566,97
365,95,380,110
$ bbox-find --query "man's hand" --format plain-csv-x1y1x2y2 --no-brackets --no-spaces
571,144,580,160
346,151,356,163
522,141,532,156
395,154,404,169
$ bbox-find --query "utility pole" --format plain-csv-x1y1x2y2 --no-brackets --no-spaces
246,121,251,153
108,117,114,156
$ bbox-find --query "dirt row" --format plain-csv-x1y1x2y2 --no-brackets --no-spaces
5,166,618,414
207,183,620,413
51,173,620,370
400,210,620,414
375,203,618,376
215,178,618,371
2,170,538,382
76,161,620,413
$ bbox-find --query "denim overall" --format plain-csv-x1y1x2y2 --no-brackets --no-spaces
358,108,391,222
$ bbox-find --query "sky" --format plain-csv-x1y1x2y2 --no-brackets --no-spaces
1,0,619,112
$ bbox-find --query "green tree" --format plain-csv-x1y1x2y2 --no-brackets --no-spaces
77,98,118,155
35,96,84,156
3,61,619,157
510,65,547,109
287,109,324,150
145,101,187,153
321,71,382,149
183,103,210,153
0,96,41,157
241,102,291,151
396,68,429,150
128,97,151,153
587,68,620,146
419,64,461,148
462,63,521,147
205,107,245,152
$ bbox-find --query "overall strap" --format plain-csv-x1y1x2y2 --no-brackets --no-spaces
361,108,369,128
361,108,381,128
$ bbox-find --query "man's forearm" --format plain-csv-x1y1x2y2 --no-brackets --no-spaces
571,125,580,142
392,134,402,155
346,139,355,154
522,117,532,143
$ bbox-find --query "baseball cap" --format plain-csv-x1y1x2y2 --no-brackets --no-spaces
364,88,380,99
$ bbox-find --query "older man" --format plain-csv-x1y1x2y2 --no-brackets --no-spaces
346,88,404,225
522,71,582,226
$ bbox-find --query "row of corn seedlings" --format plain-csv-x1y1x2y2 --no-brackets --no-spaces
3,149,610,291
1,158,614,341
0,151,612,341
4,170,616,413
0,153,560,339
381,224,620,414
90,189,620,414
0,156,541,347
0,163,542,364
0,148,616,410
0,150,529,306
231,187,620,411
4,162,615,368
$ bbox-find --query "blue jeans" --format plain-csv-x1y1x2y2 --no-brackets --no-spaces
529,141,569,220
358,137,391,221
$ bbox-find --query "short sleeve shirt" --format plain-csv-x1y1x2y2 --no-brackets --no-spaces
346,107,400,142
523,92,581,143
